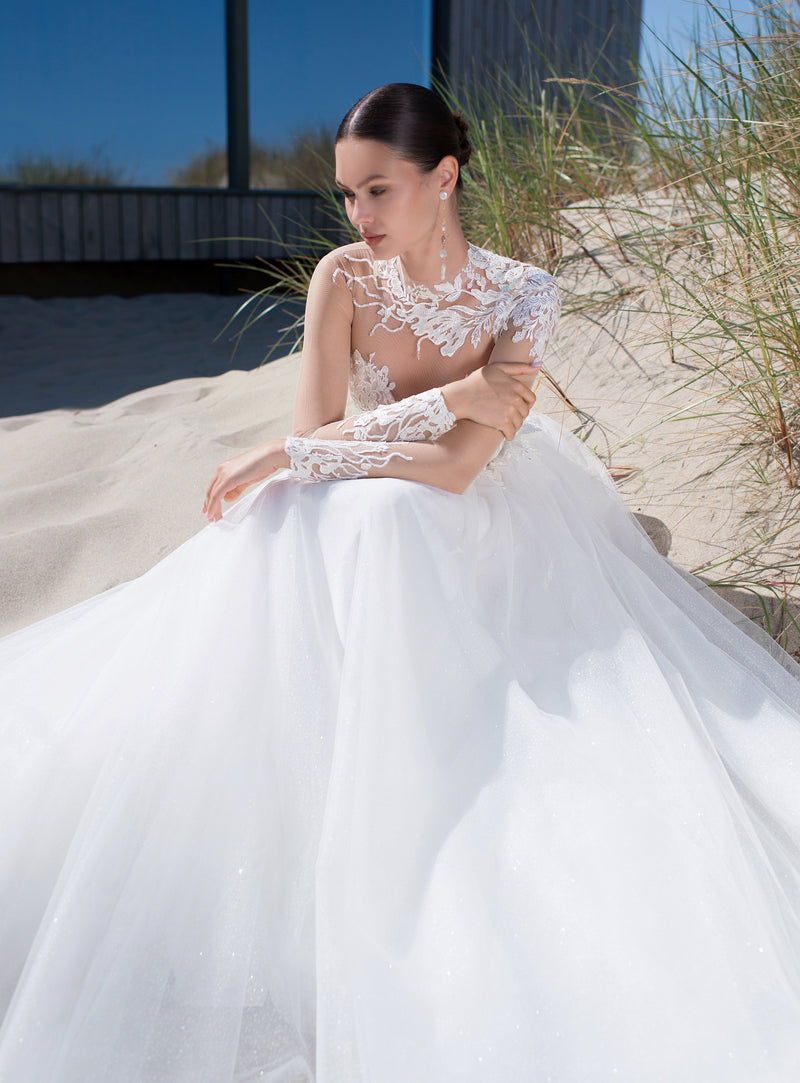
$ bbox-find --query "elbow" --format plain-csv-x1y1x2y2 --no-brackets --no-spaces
431,460,478,495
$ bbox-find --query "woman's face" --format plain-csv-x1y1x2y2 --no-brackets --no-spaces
334,137,445,261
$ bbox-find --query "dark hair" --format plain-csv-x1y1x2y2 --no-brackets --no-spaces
336,83,472,189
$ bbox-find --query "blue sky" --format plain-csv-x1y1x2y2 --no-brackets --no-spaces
0,1,752,185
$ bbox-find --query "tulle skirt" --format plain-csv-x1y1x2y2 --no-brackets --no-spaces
1,415,800,1082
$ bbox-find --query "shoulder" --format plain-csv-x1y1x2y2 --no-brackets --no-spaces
470,246,560,332
312,242,374,284
306,242,376,319
471,245,559,300
469,247,560,349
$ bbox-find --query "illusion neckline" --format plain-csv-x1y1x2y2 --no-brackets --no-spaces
381,243,479,302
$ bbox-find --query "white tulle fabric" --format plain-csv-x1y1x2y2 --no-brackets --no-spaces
2,250,800,1083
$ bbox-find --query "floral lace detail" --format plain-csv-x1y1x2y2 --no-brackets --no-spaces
349,349,396,410
285,437,411,481
348,388,456,443
335,245,560,363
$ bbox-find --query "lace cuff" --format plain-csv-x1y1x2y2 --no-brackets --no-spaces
344,388,456,443
285,437,412,482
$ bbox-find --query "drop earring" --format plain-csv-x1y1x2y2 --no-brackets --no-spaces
439,191,448,281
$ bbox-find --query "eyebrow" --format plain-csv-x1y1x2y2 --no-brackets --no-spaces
334,173,389,190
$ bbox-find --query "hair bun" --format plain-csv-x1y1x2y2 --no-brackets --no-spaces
452,111,472,170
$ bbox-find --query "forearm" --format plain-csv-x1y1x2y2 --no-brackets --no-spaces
300,386,456,444
285,419,504,494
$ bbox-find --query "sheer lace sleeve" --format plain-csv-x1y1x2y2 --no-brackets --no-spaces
492,266,561,367
284,438,412,481
336,388,456,443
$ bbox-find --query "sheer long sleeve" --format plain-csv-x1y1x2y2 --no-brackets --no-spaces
338,388,456,443
284,438,413,481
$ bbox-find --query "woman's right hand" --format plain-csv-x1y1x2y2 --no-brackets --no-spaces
443,362,540,441
203,439,290,523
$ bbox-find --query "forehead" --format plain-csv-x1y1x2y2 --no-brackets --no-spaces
334,137,420,185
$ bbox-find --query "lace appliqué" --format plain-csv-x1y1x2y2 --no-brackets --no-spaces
285,437,412,482
347,388,456,443
334,245,560,363
349,350,395,411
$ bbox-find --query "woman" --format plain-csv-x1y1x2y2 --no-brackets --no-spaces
1,83,800,1082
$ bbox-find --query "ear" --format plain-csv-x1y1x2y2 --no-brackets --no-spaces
436,155,460,197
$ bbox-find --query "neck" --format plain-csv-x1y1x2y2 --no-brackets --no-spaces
398,215,469,287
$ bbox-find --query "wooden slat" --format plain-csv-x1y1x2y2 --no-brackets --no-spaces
176,192,196,259
251,194,274,258
40,191,62,261
101,191,122,260
159,193,178,260
18,192,43,262
292,194,313,254
239,194,257,262
225,194,241,259
61,192,82,260
120,192,141,260
82,191,102,260
0,190,20,263
193,194,211,259
270,194,286,259
1,186,364,264
210,193,228,259
140,192,160,259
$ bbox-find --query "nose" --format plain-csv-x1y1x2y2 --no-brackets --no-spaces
349,197,373,228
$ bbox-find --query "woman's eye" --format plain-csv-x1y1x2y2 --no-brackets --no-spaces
370,188,386,197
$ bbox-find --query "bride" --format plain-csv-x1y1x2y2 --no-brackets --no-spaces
2,82,800,1083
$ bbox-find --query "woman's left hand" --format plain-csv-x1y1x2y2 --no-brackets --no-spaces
203,439,290,522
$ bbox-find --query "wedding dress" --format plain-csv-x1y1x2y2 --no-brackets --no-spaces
1,243,800,1083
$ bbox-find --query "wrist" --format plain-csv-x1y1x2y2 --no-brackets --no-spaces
441,380,467,421
277,438,292,469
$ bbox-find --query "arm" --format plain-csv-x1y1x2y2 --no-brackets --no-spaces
202,346,539,520
283,328,544,494
292,250,547,445
203,258,559,519
305,360,541,445
282,264,560,490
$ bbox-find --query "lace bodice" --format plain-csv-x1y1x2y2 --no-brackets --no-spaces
285,242,560,485
341,243,560,410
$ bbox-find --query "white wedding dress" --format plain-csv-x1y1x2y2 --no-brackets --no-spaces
1,244,800,1083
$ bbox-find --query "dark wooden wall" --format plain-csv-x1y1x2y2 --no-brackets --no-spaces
432,0,642,98
0,186,342,265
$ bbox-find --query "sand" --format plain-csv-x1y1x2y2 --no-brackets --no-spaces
2,286,799,648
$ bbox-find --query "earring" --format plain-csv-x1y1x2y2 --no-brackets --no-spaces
439,191,448,282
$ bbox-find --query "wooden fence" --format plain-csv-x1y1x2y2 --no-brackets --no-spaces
0,186,345,264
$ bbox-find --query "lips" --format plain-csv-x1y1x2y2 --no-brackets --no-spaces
361,232,385,247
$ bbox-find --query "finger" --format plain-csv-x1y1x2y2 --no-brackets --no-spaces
502,408,524,440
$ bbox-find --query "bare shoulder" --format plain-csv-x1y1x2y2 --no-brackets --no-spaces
313,241,373,280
